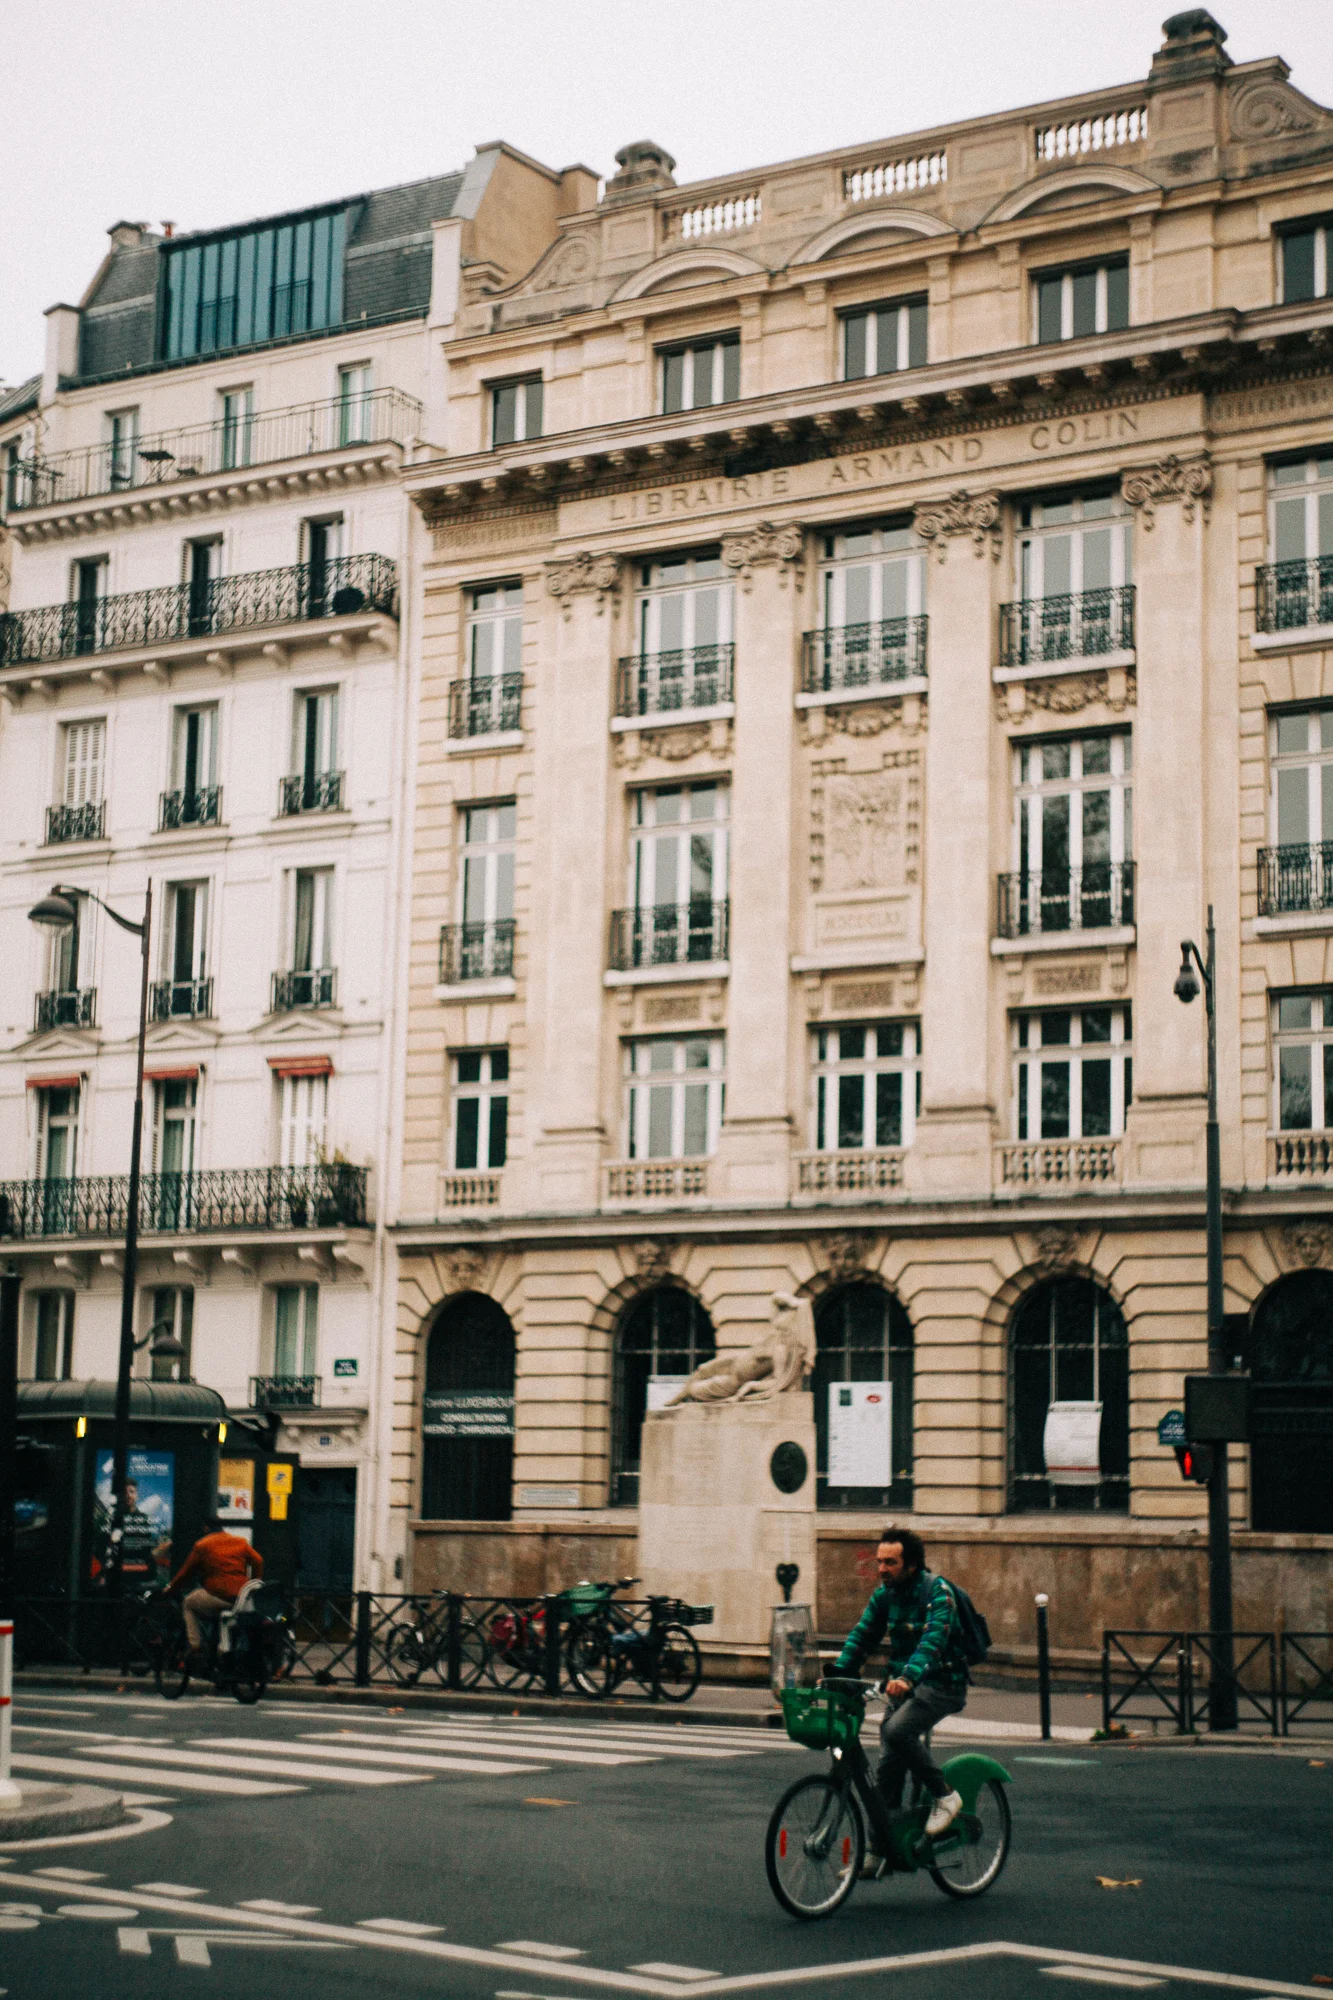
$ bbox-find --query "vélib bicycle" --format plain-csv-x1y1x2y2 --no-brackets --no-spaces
563,1578,712,1703
765,1677,1012,1919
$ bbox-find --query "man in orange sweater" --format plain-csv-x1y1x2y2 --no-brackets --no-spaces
166,1516,264,1655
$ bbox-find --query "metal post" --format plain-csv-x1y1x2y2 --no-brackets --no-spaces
0,1263,20,1805
1100,1634,1111,1737
446,1594,462,1692
1035,1593,1052,1741
1202,910,1237,1732
354,1591,372,1687
543,1595,561,1699
108,882,152,1622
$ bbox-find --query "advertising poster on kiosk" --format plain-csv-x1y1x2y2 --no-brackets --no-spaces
92,1449,175,1583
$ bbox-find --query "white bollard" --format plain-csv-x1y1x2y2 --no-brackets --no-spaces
0,1619,21,1807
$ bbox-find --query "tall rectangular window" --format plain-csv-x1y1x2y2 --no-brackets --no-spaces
841,296,927,379
153,1077,197,1176
35,1086,79,1182
1013,733,1132,933
1270,455,1333,563
1018,489,1132,599
105,407,139,489
272,1284,319,1379
218,386,254,470
452,1049,509,1170
1273,991,1333,1132
1272,708,1333,849
71,557,107,654
27,1292,74,1381
659,333,740,414
626,1037,725,1159
170,705,218,810
632,551,733,711
291,687,340,805
490,377,543,446
1034,256,1129,343
144,1285,192,1383
164,882,209,997
459,802,516,928
812,1021,921,1151
630,783,728,914
820,520,923,628
279,1072,328,1166
337,364,372,446
466,583,523,681
1281,218,1333,303
1013,1008,1132,1140
292,868,335,972
162,208,346,360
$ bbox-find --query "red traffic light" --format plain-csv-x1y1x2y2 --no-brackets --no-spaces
1174,1443,1215,1484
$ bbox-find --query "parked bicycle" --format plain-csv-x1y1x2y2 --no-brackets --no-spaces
384,1594,489,1688
765,1677,1012,1919
563,1577,712,1703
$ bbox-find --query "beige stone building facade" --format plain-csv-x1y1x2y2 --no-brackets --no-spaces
390,10,1333,1658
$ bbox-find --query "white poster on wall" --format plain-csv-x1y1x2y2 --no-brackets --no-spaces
1043,1401,1103,1486
827,1382,892,1487
647,1376,690,1412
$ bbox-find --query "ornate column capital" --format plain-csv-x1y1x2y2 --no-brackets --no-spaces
544,549,623,617
1120,452,1213,529
721,519,805,591
913,489,1001,562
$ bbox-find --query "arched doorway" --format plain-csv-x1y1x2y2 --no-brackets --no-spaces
1009,1277,1128,1512
814,1283,914,1509
1248,1271,1333,1532
610,1285,715,1507
420,1293,515,1522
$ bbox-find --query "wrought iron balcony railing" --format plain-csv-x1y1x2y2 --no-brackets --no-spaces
249,1375,322,1409
1255,557,1333,634
616,644,735,717
0,553,398,668
801,619,927,695
609,900,729,971
0,1163,368,1240
439,920,516,984
998,586,1135,668
45,800,105,845
279,770,344,815
272,968,337,1012
996,862,1135,938
150,977,213,1022
448,674,523,737
1257,842,1333,917
997,1139,1122,1189
3,388,422,513
34,988,96,1033
159,787,221,831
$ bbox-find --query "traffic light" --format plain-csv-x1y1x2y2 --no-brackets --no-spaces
1174,1442,1215,1484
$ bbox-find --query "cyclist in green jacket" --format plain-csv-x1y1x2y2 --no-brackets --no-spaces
833,1525,969,1860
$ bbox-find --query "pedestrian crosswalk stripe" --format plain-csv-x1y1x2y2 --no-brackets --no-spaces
195,1737,544,1778
12,1752,299,1798
68,1743,430,1787
357,1917,445,1936
416,1721,762,1759
302,1730,648,1769
497,1941,585,1959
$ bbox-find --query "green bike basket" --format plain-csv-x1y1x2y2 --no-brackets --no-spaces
558,1582,613,1615
779,1685,864,1752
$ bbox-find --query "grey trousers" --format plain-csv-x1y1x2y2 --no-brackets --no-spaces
876,1683,967,1808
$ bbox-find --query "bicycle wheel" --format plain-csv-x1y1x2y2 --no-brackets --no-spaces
652,1624,701,1703
765,1774,864,1921
263,1623,298,1682
565,1620,615,1698
487,1613,539,1691
231,1667,267,1706
928,1780,1011,1899
385,1623,425,1687
155,1630,192,1701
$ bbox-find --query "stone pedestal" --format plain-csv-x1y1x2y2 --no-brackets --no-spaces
637,1390,817,1649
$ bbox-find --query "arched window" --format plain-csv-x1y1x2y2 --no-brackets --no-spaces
420,1293,515,1522
1248,1272,1333,1532
610,1285,715,1507
1009,1277,1128,1513
814,1282,914,1510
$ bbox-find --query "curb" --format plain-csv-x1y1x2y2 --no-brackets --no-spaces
0,1782,127,1842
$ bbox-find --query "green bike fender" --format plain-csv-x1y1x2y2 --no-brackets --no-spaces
941,1751,1012,1811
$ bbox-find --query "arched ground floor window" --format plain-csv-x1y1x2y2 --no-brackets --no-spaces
814,1282,914,1510
611,1285,715,1507
1009,1277,1128,1513
1248,1271,1333,1533
421,1292,515,1522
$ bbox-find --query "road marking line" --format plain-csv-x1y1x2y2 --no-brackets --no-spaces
13,1726,123,1741
443,1722,769,1754
11,1705,99,1719
424,1725,744,1761
118,1929,152,1956
240,1898,322,1914
176,1937,211,1966
1017,1757,1096,1767
57,1903,142,1920
12,1751,300,1797
1044,1973,1165,1990
357,1917,445,1935
33,1867,105,1881
630,1965,718,1981
194,1736,543,1778
498,1941,586,1959
303,1730,646,1769
135,1883,206,1896
66,1743,428,1786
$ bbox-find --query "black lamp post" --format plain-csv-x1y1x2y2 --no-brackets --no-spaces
29,882,152,1605
1173,904,1238,1731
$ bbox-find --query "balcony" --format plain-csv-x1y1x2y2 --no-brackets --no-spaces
272,968,337,1012
609,900,729,972
448,675,523,738
150,977,213,1022
249,1375,322,1410
439,920,516,984
800,619,927,695
279,771,344,815
0,553,398,668
604,1159,709,1203
794,1149,905,1197
440,1171,502,1209
0,1163,369,1240
997,1139,1121,1190
45,800,105,845
998,587,1135,669
1257,842,1333,917
996,863,1134,939
3,388,422,513
1271,1133,1333,1180
1255,557,1333,635
34,988,96,1033
159,787,221,832
616,644,734,718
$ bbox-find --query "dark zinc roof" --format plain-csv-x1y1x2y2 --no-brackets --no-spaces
0,375,40,426
18,1378,228,1424
75,168,467,386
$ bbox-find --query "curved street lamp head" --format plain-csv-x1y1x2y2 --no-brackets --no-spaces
139,1319,187,1360
28,890,78,930
1174,942,1201,1005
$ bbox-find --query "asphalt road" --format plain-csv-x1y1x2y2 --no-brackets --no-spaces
0,1689,1328,2000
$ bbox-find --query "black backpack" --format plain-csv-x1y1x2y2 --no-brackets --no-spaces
943,1578,992,1666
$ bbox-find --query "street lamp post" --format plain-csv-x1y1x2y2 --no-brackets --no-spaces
1173,903,1238,1732
29,883,152,1609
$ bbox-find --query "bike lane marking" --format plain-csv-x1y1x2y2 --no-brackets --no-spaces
1043,1973,1165,1989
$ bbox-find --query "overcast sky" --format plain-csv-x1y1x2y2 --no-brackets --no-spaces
4,0,1331,387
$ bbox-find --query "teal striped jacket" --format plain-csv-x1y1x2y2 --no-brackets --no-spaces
833,1569,970,1694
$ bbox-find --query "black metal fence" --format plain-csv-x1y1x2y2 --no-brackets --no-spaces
45,800,105,845
448,675,523,737
159,786,222,830
617,644,735,716
271,968,337,1011
33,987,96,1032
1102,1629,1332,1736
150,977,213,1022
0,1162,368,1239
999,586,1135,667
801,618,927,694
439,920,516,984
280,770,344,815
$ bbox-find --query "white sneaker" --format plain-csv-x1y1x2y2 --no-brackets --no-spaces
925,1790,963,1838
